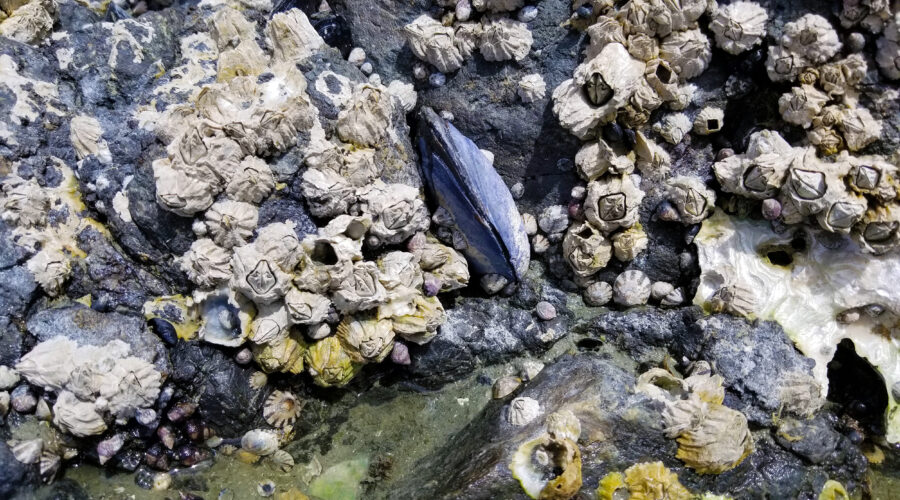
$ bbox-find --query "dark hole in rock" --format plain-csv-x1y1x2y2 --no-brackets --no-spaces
767,250,793,266
312,241,338,265
827,338,888,434
576,337,604,350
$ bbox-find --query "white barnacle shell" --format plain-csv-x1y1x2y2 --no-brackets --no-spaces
249,302,291,344
853,206,900,255
414,238,470,292
1,175,49,228
231,245,291,305
378,251,423,290
652,113,692,145
708,279,758,317
100,357,162,420
816,190,868,234
778,151,847,224
613,269,651,307
217,40,270,82
337,84,393,147
709,1,769,55
844,154,898,201
478,18,533,62
778,372,825,418
180,238,232,288
254,222,303,271
307,143,381,188
403,15,464,73
387,80,418,113
583,174,644,233
209,6,256,50
692,106,724,136
666,176,716,224
14,337,75,391
778,84,829,129
357,181,430,246
389,294,445,344
27,244,71,296
839,106,882,152
241,429,279,456
622,78,663,127
70,115,111,164
765,45,809,83
714,130,794,199
295,234,359,293
645,59,679,102
10,438,42,464
612,224,648,262
152,159,217,217
454,22,483,59
664,397,753,474
546,409,581,443
584,16,627,60
226,156,275,204
562,221,612,278
627,33,659,62
300,167,356,218
876,15,900,80
332,261,388,313
265,8,324,62
336,314,395,363
634,131,671,179
320,215,372,242
507,396,541,426
553,43,646,139
659,28,711,81
0,0,56,45
52,391,107,437
574,139,634,181
819,54,867,96
781,14,841,65
517,73,546,103
205,200,259,249
284,288,331,325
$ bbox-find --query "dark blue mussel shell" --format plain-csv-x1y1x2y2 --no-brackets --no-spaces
417,107,530,281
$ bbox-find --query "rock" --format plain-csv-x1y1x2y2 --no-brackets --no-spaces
0,266,38,318
492,376,521,399
0,441,31,497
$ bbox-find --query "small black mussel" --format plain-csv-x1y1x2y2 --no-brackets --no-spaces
148,317,178,345
417,107,530,281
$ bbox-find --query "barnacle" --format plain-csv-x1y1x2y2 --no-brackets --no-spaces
611,224,648,262
205,200,259,249
387,80,418,113
28,245,71,296
249,302,291,344
1,175,49,228
652,113,692,144
254,222,303,271
844,154,898,201
336,314,395,363
209,6,256,50
634,131,671,179
692,107,724,136
778,85,829,129
454,22,483,59
231,245,292,305
574,139,634,181
70,115,111,163
252,333,307,374
876,14,900,79
0,0,55,45
819,54,867,96
300,167,356,218
778,371,825,418
595,472,627,500
816,191,867,234
839,106,882,152
667,397,754,473
226,156,275,204
508,396,541,426
853,206,900,255
613,270,652,307
584,16,626,60
284,288,331,326
562,221,612,277
765,45,808,83
294,233,360,293
305,336,361,387
583,174,644,233
153,159,218,217
357,181,430,245
666,176,716,224
659,28,711,81
336,84,393,147
52,391,107,437
404,15,464,73
180,239,232,288
627,33,659,62
414,237,471,292
389,295,445,344
332,261,388,313
217,40,269,82
518,73,547,103
781,14,841,65
709,1,769,55
510,432,581,499
645,59,679,102
622,462,692,500
378,251,424,291
263,390,303,428
479,18,533,62
265,8,324,62
778,151,846,224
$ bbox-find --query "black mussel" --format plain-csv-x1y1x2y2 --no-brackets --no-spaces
312,15,353,57
148,317,178,345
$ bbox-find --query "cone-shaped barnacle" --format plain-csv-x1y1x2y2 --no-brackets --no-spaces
357,181,431,246
627,33,659,62
715,149,791,201
300,167,356,218
692,107,724,136
209,6,256,50
562,221,612,278
294,234,359,293
782,14,842,65
404,15,464,73
337,84,393,147
254,222,303,271
876,14,900,80
852,206,900,255
765,45,808,83
634,131,671,180
584,16,626,60
52,391,107,437
196,289,253,347
263,390,303,428
574,139,635,181
378,251,424,291
612,224,648,262
816,190,868,234
241,429,279,457
417,107,529,281
665,176,716,224
389,294,445,345
414,237,471,292
635,367,689,402
249,302,291,344
621,79,662,128
839,106,882,152
252,333,307,374
205,200,259,250
284,288,331,326
778,85,829,129
226,156,275,204
454,22,483,60
584,174,644,233
10,438,42,464
152,159,217,217
307,143,381,188
479,18,533,62
553,43,646,140
666,396,754,474
644,58,679,102
332,261,388,313
265,8,324,62
778,371,825,418
778,151,847,224
707,279,757,317
659,29,712,81
180,239,232,288
305,336,361,387
622,462,693,499
518,73,547,103
0,175,49,228
818,54,867,97
336,313,395,363
844,154,898,201
709,1,769,55
652,113,692,145
232,245,291,305
595,472,628,500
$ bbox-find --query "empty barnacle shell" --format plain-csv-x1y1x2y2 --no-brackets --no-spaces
336,314,395,363
613,270,651,307
197,290,251,347
358,181,430,245
852,207,900,255
225,156,275,204
418,107,529,281
778,85,829,129
284,288,331,325
264,390,303,428
249,302,291,344
216,39,269,82
336,84,393,147
241,429,279,456
206,200,259,250
666,176,716,225
562,221,612,277
180,239,232,289
692,107,724,136
612,225,648,262
232,246,291,305
622,461,692,499
479,18,533,62
510,432,582,499
404,14,464,73
269,449,295,472
709,1,769,55
659,28,711,81
781,14,841,64
252,334,307,374
507,396,541,426
517,73,546,103
574,139,635,181
305,336,361,387
583,174,644,233
644,59,678,102
10,438,42,464
300,167,356,218
839,106,882,152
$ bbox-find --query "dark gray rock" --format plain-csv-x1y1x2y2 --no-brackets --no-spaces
0,266,38,319
169,341,269,437
0,441,31,498
0,317,25,367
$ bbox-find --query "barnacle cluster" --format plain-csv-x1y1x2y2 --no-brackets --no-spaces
636,362,754,474
404,2,534,79
145,7,467,388
0,0,56,45
14,337,162,437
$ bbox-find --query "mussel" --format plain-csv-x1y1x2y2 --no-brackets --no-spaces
417,107,530,281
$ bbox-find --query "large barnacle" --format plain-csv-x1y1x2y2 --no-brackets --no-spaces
205,200,259,249
378,251,424,291
294,234,358,293
622,462,692,500
336,84,393,147
714,130,794,199
414,238,471,292
574,139,634,181
819,54,867,96
478,18,533,62
778,151,847,224
666,176,716,224
254,222,303,271
627,33,659,62
0,0,55,45
390,294,445,344
562,221,612,278
299,167,356,218
404,15,464,73
357,181,430,245
153,159,218,217
584,16,626,60
305,336,361,387
284,288,331,326
226,156,275,204
1,175,49,228
765,45,808,83
249,302,291,344
844,154,898,201
853,207,900,254
612,224,648,262
308,143,380,188
709,1,769,55
180,239,232,288
332,261,388,313
336,314,395,363
781,14,842,64
659,28,712,81
816,191,868,234
265,8,324,62
666,397,754,474
778,85,829,129
583,174,644,233
231,245,291,305
517,73,547,103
